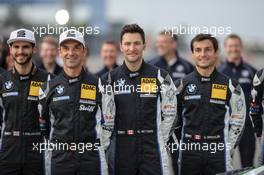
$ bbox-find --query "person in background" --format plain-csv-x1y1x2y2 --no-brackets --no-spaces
149,30,194,81
38,36,62,75
218,34,257,168
96,40,119,77
0,41,14,71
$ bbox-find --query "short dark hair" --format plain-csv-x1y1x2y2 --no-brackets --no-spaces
120,24,145,44
190,34,218,52
224,34,242,45
159,30,178,42
39,36,59,48
102,40,119,50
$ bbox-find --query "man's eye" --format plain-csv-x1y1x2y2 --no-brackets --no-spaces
205,48,212,52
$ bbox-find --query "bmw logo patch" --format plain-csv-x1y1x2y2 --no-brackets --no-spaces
55,85,65,95
4,81,13,91
187,84,197,94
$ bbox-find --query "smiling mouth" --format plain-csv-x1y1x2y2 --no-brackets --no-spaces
128,53,137,56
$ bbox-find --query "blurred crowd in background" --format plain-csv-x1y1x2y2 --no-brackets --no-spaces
0,0,263,74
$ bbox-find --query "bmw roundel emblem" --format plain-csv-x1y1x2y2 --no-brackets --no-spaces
4,81,13,91
187,84,197,94
55,85,65,95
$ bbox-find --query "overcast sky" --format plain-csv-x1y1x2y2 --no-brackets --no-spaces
108,0,264,41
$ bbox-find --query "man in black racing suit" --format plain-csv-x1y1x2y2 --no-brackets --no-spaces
250,68,264,165
0,28,51,175
38,29,115,175
104,24,177,175
177,34,246,175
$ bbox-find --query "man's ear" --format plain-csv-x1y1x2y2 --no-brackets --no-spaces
143,42,146,51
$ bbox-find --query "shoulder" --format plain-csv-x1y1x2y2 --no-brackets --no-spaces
147,56,162,65
253,68,264,87
217,62,228,72
243,62,257,75
178,57,194,68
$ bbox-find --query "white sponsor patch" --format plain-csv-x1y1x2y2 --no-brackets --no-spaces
53,96,70,102
114,90,131,95
184,95,201,100
140,94,157,98
27,96,38,101
238,78,251,84
209,99,226,105
2,92,18,97
79,99,96,105
79,104,95,112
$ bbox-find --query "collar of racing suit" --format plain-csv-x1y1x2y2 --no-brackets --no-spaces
62,68,86,84
226,58,243,69
103,63,118,73
194,67,218,83
122,59,146,78
12,63,37,81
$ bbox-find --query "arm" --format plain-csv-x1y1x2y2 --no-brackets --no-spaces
158,70,178,143
173,79,184,142
38,79,51,140
228,80,246,151
0,75,4,139
99,78,115,150
250,69,264,137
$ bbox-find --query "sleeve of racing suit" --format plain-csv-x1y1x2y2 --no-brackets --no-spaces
38,76,52,140
250,69,264,137
99,77,115,150
158,69,178,143
0,75,3,139
228,79,246,154
173,79,184,142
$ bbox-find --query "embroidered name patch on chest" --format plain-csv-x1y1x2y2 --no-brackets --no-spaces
141,78,157,93
211,84,227,100
80,84,96,100
29,81,43,97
